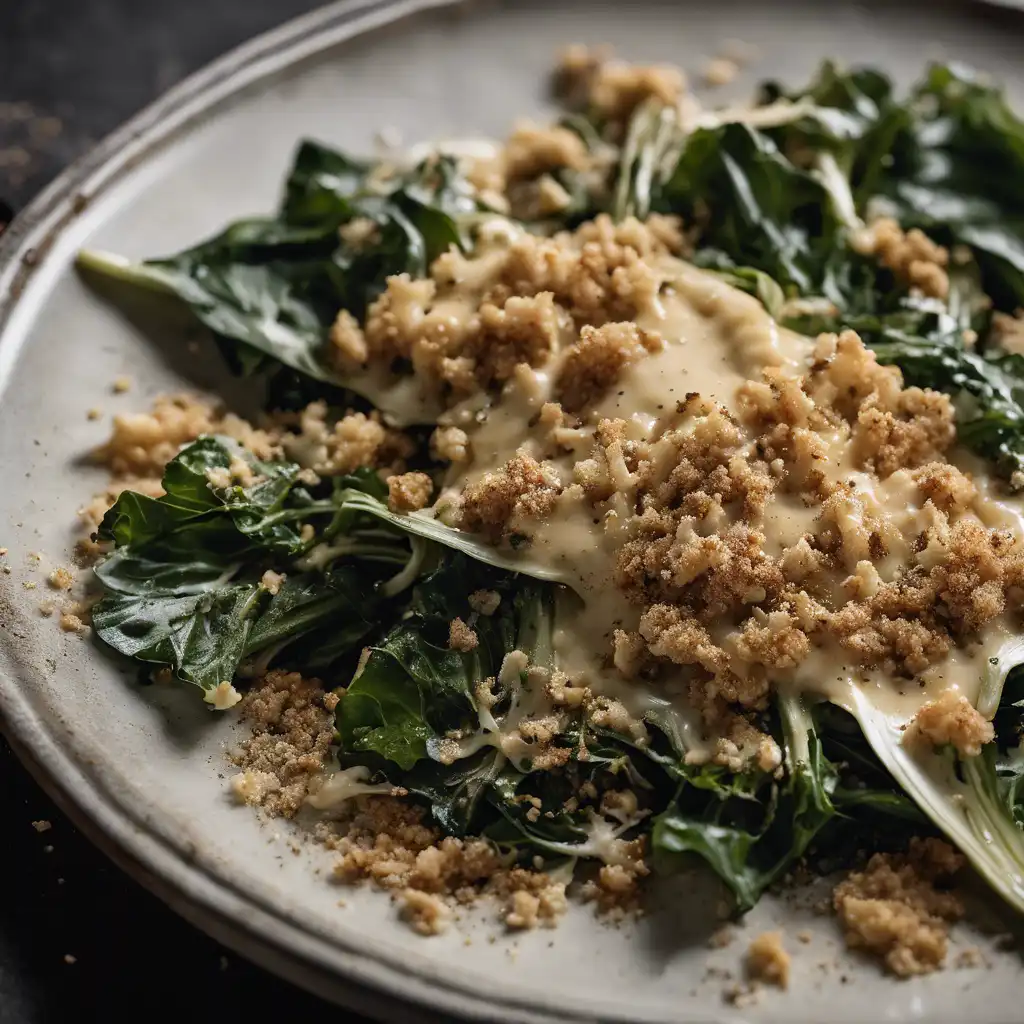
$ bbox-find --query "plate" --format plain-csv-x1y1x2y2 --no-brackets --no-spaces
3,1,1024,1021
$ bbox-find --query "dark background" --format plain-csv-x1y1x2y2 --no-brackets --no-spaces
0,3,376,1021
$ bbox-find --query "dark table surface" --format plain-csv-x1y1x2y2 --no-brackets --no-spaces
0,3,376,1021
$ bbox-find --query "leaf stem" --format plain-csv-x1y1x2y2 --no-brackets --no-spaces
76,249,178,296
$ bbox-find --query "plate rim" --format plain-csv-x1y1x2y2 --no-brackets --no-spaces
0,2,657,1022
4,2,1023,1021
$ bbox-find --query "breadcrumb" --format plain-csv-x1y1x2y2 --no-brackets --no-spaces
459,451,561,540
281,402,412,478
229,670,335,817
503,121,588,181
430,426,470,464
833,839,964,977
556,321,663,412
851,217,950,300
702,58,739,87
358,213,679,405
905,690,994,757
387,471,433,513
59,613,85,633
48,567,73,591
400,889,452,935
555,45,686,129
468,589,502,616
328,309,368,370
746,932,790,989
319,796,566,935
260,570,286,597
448,617,479,652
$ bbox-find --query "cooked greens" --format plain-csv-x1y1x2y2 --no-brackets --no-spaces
646,62,1024,484
92,438,411,691
78,146,480,416
82,58,1024,924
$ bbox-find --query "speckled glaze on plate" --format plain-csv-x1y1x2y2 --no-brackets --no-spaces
3,1,1024,1020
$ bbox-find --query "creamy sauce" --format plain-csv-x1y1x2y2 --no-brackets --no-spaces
426,245,1022,748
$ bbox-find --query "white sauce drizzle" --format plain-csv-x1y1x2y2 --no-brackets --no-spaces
418,245,1021,751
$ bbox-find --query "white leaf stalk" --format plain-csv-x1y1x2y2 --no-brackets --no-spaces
848,673,1024,915
340,490,571,586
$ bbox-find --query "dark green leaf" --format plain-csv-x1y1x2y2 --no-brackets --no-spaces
78,144,478,409
93,437,415,694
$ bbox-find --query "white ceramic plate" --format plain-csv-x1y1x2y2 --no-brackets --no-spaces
4,1,1024,1020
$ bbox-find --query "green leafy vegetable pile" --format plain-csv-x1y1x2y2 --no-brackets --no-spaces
80,59,1024,920
647,62,1024,483
78,145,482,422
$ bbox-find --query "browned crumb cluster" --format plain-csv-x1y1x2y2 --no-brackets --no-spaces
353,213,682,406
48,566,74,591
278,401,412,478
578,857,650,921
319,797,567,936
459,326,1008,765
990,311,1024,356
833,838,964,977
229,670,337,818
555,44,686,132
448,617,479,652
851,217,950,300
459,452,562,540
226,672,581,937
387,471,433,513
905,690,995,757
556,321,664,412
59,608,88,633
746,931,790,989
82,394,414,542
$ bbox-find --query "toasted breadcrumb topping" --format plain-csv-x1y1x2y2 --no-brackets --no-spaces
431,425,470,464
320,796,567,935
851,217,950,300
83,394,414,537
400,889,453,935
328,309,369,371
459,325,1008,757
555,44,686,131
746,931,790,989
358,213,682,404
448,617,480,652
459,451,562,540
504,121,589,182
702,58,740,87
991,311,1024,356
59,612,85,633
260,570,286,597
833,838,964,977
48,567,74,591
905,690,995,757
387,471,433,512
556,321,664,412
229,670,336,818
